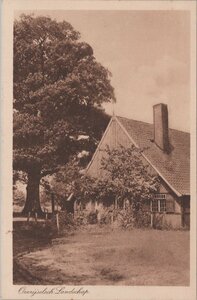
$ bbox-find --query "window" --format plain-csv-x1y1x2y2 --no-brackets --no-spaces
154,194,166,200
160,199,166,212
151,194,166,212
151,200,158,212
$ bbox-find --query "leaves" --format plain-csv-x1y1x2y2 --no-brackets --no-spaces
14,15,115,117
74,145,160,213
13,14,114,177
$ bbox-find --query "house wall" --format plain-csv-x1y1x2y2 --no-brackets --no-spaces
182,195,190,228
86,118,189,229
152,179,183,228
153,213,182,229
158,179,181,213
86,118,132,177
153,196,190,229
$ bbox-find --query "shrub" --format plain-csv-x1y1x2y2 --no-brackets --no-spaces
152,214,164,230
74,145,160,228
134,211,151,228
97,207,151,229
74,210,88,226
87,211,98,224
99,209,113,225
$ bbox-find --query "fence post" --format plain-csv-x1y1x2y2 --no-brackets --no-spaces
111,212,114,224
35,212,38,224
27,211,31,223
51,193,55,214
56,213,60,234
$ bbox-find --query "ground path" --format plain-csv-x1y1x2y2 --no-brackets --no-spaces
13,224,189,285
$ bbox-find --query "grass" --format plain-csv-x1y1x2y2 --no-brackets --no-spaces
13,224,190,286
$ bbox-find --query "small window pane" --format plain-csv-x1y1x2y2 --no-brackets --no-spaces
152,200,158,212
160,199,166,212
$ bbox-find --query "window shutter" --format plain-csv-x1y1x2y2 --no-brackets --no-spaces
166,198,174,213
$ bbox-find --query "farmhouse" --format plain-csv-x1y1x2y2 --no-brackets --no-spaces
86,103,190,229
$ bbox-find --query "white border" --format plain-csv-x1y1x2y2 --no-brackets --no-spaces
1,1,196,300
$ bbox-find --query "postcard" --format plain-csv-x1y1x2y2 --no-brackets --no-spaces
1,0,196,299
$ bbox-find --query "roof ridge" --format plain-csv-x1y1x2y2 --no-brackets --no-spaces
116,115,190,135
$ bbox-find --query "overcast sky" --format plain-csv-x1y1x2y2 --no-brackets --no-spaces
15,10,190,132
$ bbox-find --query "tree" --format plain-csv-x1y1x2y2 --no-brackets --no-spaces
13,14,115,215
75,145,160,221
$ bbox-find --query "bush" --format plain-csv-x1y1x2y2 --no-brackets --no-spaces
13,189,25,208
97,207,151,229
134,211,151,228
73,145,160,229
75,210,99,225
87,211,98,224
50,211,76,233
74,210,88,226
152,214,164,230
152,215,177,230
99,209,113,225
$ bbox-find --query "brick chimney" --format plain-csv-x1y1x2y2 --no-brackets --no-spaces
153,103,169,152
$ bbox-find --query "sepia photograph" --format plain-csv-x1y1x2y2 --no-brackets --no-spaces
1,1,196,300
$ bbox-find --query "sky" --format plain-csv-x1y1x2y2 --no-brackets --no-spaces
15,10,190,132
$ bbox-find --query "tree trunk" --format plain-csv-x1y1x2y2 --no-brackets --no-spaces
22,170,43,216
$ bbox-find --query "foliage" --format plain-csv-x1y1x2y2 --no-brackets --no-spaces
41,157,83,210
50,157,81,197
74,210,89,226
13,171,27,190
49,145,160,227
13,14,115,213
87,211,98,224
76,145,160,225
152,215,174,230
99,208,114,225
13,188,26,207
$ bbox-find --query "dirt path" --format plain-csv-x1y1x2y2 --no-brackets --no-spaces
13,225,190,286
